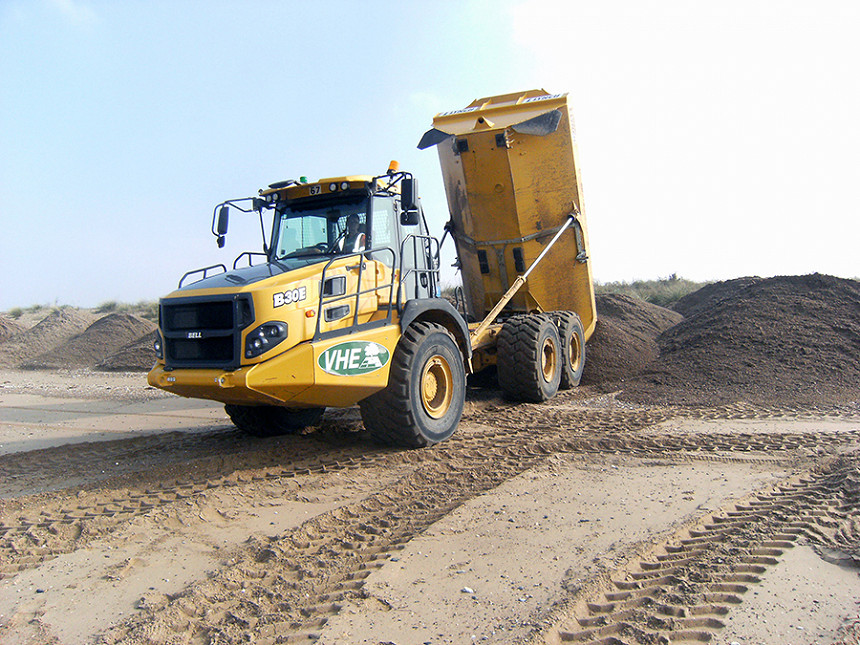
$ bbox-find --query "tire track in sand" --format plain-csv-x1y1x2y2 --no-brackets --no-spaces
96,454,544,644
535,456,860,645
94,438,856,643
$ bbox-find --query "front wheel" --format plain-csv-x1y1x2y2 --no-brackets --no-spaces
359,321,465,448
225,404,325,437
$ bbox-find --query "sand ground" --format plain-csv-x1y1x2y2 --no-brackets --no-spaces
1,369,858,645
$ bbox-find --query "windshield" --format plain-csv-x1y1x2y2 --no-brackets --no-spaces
272,198,368,261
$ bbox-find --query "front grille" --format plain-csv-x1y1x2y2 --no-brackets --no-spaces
164,301,235,331
168,336,234,362
160,295,254,369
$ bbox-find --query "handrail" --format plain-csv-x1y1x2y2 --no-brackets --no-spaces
396,234,441,311
312,247,397,341
233,252,268,270
178,263,227,288
309,233,443,342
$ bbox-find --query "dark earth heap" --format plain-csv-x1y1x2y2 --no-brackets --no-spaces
620,274,860,406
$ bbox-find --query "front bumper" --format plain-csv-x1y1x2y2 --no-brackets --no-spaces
148,327,399,408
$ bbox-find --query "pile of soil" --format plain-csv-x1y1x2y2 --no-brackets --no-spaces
671,276,762,318
0,308,98,367
621,274,860,406
96,330,157,372
582,294,683,385
22,313,156,370
0,316,25,342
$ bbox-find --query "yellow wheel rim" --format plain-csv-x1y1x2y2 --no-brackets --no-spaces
568,331,582,373
421,354,453,419
541,337,558,383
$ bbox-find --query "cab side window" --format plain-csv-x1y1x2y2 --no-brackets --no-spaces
370,198,397,267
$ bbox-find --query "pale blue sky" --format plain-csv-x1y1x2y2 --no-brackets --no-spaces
1,0,858,309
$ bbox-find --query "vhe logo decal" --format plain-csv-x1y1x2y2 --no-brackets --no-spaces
318,341,391,376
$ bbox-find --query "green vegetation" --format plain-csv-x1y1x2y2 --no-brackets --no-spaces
133,301,159,321
2,301,158,322
6,304,59,318
439,275,707,312
94,300,158,321
594,275,708,308
91,301,157,320
95,301,119,313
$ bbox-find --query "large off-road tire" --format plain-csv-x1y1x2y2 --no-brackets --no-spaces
224,404,325,437
497,314,562,402
551,311,586,389
359,321,465,448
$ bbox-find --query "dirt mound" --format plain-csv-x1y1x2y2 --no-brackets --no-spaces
672,276,762,318
622,274,860,406
0,308,99,367
0,316,25,342
22,313,156,370
96,330,157,372
582,294,683,385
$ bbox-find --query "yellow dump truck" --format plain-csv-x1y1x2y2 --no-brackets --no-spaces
148,89,595,447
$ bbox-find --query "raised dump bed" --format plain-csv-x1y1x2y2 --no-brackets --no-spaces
420,89,596,340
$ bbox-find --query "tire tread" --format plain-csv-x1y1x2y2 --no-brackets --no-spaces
497,314,561,402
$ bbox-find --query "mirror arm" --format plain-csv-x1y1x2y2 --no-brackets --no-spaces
258,210,269,255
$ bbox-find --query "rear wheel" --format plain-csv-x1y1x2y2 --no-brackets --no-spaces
360,321,465,448
551,311,586,389
497,314,562,402
225,404,325,437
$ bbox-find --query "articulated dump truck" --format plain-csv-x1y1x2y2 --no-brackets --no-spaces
148,89,595,448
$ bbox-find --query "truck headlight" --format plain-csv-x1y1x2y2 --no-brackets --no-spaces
154,332,164,359
245,322,288,358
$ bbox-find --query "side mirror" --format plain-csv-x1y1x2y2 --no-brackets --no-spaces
401,176,417,211
400,176,419,226
216,205,229,248
400,208,420,226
